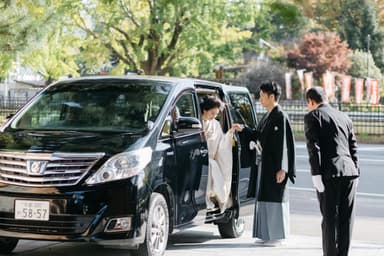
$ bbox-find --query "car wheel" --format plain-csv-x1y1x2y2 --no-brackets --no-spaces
218,212,245,238
133,192,169,256
0,237,18,254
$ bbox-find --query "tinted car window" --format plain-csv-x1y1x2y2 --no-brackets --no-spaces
160,93,197,138
175,93,197,118
228,92,256,129
11,80,171,132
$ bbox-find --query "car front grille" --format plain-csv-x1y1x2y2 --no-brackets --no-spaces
0,212,93,235
0,152,104,187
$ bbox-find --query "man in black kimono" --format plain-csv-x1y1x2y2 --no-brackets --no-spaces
304,86,359,256
245,81,296,246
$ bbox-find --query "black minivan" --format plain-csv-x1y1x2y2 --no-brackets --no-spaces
0,76,258,256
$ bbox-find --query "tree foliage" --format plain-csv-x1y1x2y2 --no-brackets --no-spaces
22,29,82,83
375,0,384,25
0,1,52,80
240,61,286,96
4,0,384,84
305,0,384,72
262,1,308,43
348,49,381,79
288,0,318,19
241,0,309,65
310,0,344,31
67,0,253,76
245,1,308,47
287,32,351,79
17,2,88,83
340,0,384,71
340,0,376,49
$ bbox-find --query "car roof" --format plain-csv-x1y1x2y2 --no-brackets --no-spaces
221,83,249,93
53,75,249,93
55,75,189,84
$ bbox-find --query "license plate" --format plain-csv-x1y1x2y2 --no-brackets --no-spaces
14,200,50,221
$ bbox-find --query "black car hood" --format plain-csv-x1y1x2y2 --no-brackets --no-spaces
0,130,145,155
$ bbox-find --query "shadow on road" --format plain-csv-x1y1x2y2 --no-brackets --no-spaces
168,230,219,244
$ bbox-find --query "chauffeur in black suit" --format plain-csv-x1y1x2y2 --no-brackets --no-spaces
304,86,359,256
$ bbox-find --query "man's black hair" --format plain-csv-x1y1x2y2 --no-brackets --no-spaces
260,80,281,101
306,86,328,104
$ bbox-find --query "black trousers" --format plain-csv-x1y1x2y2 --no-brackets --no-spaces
317,177,358,256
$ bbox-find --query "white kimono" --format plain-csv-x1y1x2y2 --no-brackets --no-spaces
203,119,233,213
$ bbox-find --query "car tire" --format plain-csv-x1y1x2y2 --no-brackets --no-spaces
0,237,18,254
132,192,169,256
218,212,245,238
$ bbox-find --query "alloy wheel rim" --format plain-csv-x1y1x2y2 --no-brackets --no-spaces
235,217,245,233
149,204,167,255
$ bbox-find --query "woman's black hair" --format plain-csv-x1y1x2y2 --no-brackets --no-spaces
200,95,223,112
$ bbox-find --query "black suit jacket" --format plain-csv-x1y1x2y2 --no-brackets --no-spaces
304,103,359,179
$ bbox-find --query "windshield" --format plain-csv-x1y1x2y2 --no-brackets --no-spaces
11,79,172,132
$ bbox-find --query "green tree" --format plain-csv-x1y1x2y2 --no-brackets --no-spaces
374,0,384,25
240,61,287,96
242,1,308,64
68,0,253,76
0,1,49,81
22,29,82,83
311,0,344,32
338,0,384,71
348,49,381,79
296,0,384,72
340,0,376,49
268,1,308,42
288,0,318,19
247,1,308,44
12,1,90,83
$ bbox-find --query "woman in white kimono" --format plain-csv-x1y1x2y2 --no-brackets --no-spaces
200,96,243,213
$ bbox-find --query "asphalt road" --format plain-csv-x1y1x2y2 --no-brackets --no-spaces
293,142,384,218
294,142,384,197
282,142,384,244
5,142,384,255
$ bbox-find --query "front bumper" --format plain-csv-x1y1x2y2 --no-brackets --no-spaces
0,179,148,246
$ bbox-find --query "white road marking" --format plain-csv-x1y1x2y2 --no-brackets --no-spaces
296,154,384,162
290,187,384,198
296,168,310,173
297,144,384,151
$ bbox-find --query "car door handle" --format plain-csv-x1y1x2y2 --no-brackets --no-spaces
200,149,208,156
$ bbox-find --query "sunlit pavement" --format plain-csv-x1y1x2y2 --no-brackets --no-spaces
166,217,384,256
9,213,384,256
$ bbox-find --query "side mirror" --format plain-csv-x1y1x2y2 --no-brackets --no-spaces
177,117,202,131
5,114,14,120
1,113,14,132
3,113,14,125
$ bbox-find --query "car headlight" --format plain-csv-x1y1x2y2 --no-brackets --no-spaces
86,147,152,185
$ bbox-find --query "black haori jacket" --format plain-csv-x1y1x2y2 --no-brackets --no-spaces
245,105,296,202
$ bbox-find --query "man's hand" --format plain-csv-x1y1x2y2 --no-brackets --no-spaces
312,175,325,192
230,123,244,132
276,170,286,183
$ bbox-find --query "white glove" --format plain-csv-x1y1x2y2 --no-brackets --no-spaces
312,175,325,193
